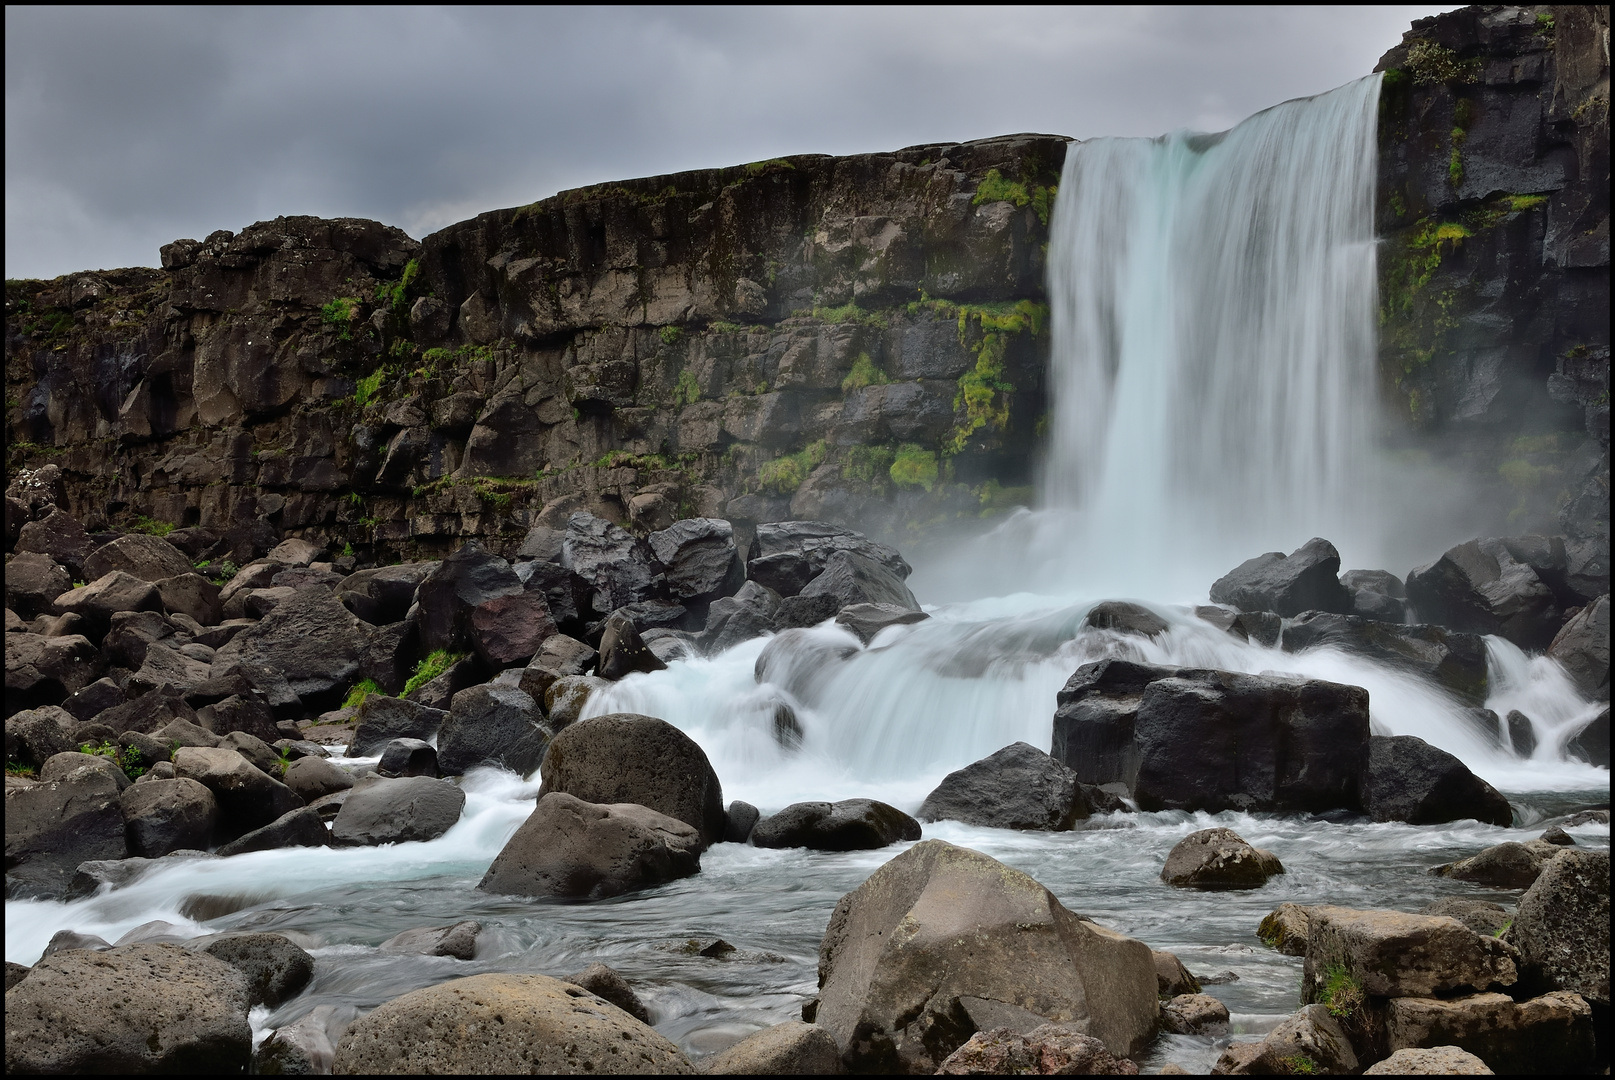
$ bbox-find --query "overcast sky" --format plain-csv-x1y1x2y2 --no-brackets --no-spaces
6,5,1455,280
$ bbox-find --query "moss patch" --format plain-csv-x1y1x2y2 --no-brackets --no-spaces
889,444,939,492
758,440,827,495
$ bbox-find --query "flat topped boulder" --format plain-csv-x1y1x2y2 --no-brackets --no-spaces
83,533,195,584
1301,906,1518,1001
750,798,920,851
917,741,1103,831
331,973,694,1074
816,839,1158,1073
1161,827,1284,890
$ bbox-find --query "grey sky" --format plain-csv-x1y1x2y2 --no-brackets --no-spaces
6,5,1453,280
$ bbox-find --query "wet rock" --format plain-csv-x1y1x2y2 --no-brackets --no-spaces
1161,993,1229,1035
816,840,1158,1071
1506,709,1537,757
43,929,113,955
1209,537,1353,617
1417,898,1510,938
724,799,761,843
438,683,551,776
1162,827,1284,890
518,633,597,700
377,737,438,778
1301,906,1517,1001
648,518,743,605
198,931,316,1007
1432,839,1564,888
254,1004,354,1076
563,512,663,615
1210,1004,1357,1075
642,627,697,664
380,920,481,960
119,777,218,857
5,552,72,620
916,741,1101,831
3,942,251,1074
798,549,920,610
597,611,669,680
1506,848,1609,1006
544,673,609,729
330,972,694,1074
1341,568,1408,623
1363,735,1513,826
702,1019,843,1074
1547,594,1609,700
212,586,369,709
540,712,726,848
699,580,781,653
1083,600,1169,638
1566,705,1610,768
334,561,436,626
566,962,651,1024
1279,613,1489,706
1382,991,1594,1075
773,591,842,630
833,601,929,645
83,533,195,584
345,694,446,757
1153,949,1202,996
331,775,465,846
173,745,302,836
751,798,920,851
5,764,127,898
747,521,912,598
1406,539,1562,650
216,806,329,857
468,588,558,669
1362,1045,1494,1075
282,754,354,803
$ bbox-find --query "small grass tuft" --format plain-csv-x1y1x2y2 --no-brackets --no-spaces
341,678,384,712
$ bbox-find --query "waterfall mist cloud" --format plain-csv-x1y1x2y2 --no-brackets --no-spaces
7,5,1456,280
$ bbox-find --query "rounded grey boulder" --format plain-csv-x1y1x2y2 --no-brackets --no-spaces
198,931,316,1007
702,1020,843,1074
1161,827,1284,890
331,775,466,846
751,798,920,851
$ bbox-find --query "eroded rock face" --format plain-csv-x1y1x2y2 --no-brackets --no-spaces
1405,539,1563,650
1301,906,1517,1001
1382,991,1594,1075
815,840,1158,1072
330,973,694,1074
1505,847,1609,1006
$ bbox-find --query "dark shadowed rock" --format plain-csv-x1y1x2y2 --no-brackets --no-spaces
936,1024,1138,1075
1161,828,1284,890
563,512,663,615
346,694,446,757
172,745,302,837
700,587,781,654
518,633,597,700
724,799,761,844
377,737,438,778
153,573,222,626
3,942,252,1074
282,754,354,803
333,561,436,626
438,683,551,776
1407,538,1563,650
597,611,669,680
1507,709,1538,757
331,776,465,845
1566,705,1610,768
253,1003,355,1076
648,517,743,605
5,705,78,769
702,1020,842,1074
751,798,920,851
330,973,694,1074
413,541,522,655
6,630,107,711
61,676,126,723
773,591,842,630
5,765,127,898
5,552,72,619
1154,949,1202,996
1505,848,1609,1006
119,777,217,857
216,806,329,857
469,589,558,669
83,533,195,584
1083,601,1170,638
16,507,95,579
834,601,929,645
543,673,609,730
1548,594,1609,700
212,587,369,708
816,839,1157,1072
1209,538,1353,617
1363,735,1513,826
539,713,725,848
799,549,919,610
380,920,481,960
199,932,316,1007
917,742,1097,831
479,791,702,899
40,749,128,791
1280,612,1489,706
196,692,281,744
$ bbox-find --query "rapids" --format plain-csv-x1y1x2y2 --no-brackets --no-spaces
5,74,1606,1072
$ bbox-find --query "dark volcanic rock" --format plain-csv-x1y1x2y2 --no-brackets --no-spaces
1548,594,1609,700
172,745,302,837
16,507,96,579
333,561,436,626
211,587,368,709
747,520,911,598
413,540,522,655
437,683,551,777
566,963,651,1024
562,512,662,615
119,777,218,858
198,932,316,1007
469,589,557,669
1083,600,1169,638
723,799,761,843
215,806,330,857
596,611,668,680
917,741,1100,831
282,754,355,803
346,694,446,757
477,791,702,899
1406,538,1563,650
798,549,920,610
83,533,195,584
648,517,743,605
539,712,725,848
750,798,920,851
1362,734,1513,826
1567,705,1610,768
5,551,72,620
5,765,128,898
834,601,930,645
699,581,781,654
1506,848,1609,1006
1208,538,1353,617
1280,612,1489,706
331,775,466,845
377,737,438,778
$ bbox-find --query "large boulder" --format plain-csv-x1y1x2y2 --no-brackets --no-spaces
469,589,558,669
1161,827,1284,890
5,705,78,769
1208,538,1353,617
539,713,725,848
702,1020,844,1075
1381,991,1594,1075
52,571,164,635
195,692,281,744
563,512,663,615
1340,568,1408,623
1432,839,1565,889
798,550,920,610
477,791,702,899
153,573,222,626
648,518,743,605
330,775,465,846
16,507,96,579
3,942,252,1074
1300,906,1517,1001
119,777,218,857
1051,660,1370,814
916,742,1107,830
83,533,195,584
1160,994,1229,1036
1505,848,1609,1006
1362,1045,1494,1074
1406,538,1562,650
1548,594,1609,700
346,694,446,757
212,586,369,708
751,799,921,851
413,540,523,654
699,580,780,654
172,745,302,837
333,561,436,626
1083,600,1169,638
1362,735,1513,826
437,683,551,777
935,1024,1138,1075
198,932,316,1007
5,631,106,712
4,764,127,898
331,973,694,1074
746,520,911,598
1280,613,1489,706
815,840,1158,1071
5,551,72,619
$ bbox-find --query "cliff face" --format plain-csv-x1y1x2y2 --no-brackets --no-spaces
6,5,1609,559
1376,4,1610,540
6,136,1065,556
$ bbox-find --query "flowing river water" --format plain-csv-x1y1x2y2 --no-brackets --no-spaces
6,75,1609,1072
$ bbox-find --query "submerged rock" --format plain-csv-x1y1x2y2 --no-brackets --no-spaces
750,798,920,851
1082,600,1169,638
833,601,929,645
1279,612,1489,706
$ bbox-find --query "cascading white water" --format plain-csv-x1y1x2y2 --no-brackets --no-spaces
1042,77,1382,595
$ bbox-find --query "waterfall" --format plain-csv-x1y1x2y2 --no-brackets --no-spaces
1036,76,1382,597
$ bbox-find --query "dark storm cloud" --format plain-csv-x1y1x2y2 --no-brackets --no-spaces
5,5,1452,279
